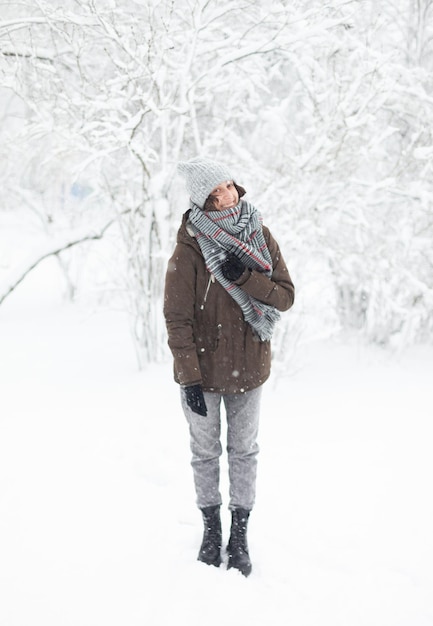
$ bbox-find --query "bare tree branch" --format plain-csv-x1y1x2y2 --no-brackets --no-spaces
0,210,130,307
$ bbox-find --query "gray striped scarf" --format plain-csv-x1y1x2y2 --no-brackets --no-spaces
189,199,280,341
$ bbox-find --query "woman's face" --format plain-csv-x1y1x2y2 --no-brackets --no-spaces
208,180,239,211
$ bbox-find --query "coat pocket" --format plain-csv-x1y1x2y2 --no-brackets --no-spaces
195,321,222,354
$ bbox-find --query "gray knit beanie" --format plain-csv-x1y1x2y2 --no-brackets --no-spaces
177,156,234,209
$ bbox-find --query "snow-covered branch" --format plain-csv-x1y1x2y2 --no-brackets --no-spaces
0,212,130,307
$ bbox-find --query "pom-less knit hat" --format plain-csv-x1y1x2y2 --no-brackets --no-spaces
177,156,234,209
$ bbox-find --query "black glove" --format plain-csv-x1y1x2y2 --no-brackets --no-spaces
221,252,245,282
184,384,207,416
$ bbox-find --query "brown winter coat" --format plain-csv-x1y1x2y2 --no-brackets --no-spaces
163,210,295,394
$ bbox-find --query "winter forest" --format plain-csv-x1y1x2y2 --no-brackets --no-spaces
1,0,432,367
1,2,433,625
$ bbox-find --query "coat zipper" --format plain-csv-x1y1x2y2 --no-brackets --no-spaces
201,273,215,310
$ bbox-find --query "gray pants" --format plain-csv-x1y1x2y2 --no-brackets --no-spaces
181,386,262,511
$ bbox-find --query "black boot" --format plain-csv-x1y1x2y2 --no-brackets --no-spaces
227,508,252,577
198,505,222,567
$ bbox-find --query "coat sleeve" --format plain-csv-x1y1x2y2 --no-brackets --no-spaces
163,244,203,387
235,226,295,311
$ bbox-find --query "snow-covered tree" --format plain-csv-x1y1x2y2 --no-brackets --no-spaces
1,0,432,368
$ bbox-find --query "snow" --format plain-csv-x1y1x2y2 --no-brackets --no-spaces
1,264,433,626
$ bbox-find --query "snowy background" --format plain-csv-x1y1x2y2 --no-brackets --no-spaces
1,2,433,625
1,0,433,362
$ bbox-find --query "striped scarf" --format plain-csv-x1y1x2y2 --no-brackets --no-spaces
189,199,280,341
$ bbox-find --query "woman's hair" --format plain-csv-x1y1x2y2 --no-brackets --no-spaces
203,182,246,211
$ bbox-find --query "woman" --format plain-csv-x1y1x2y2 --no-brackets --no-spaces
164,156,295,576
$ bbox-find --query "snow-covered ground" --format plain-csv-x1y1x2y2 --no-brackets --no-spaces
1,263,433,626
